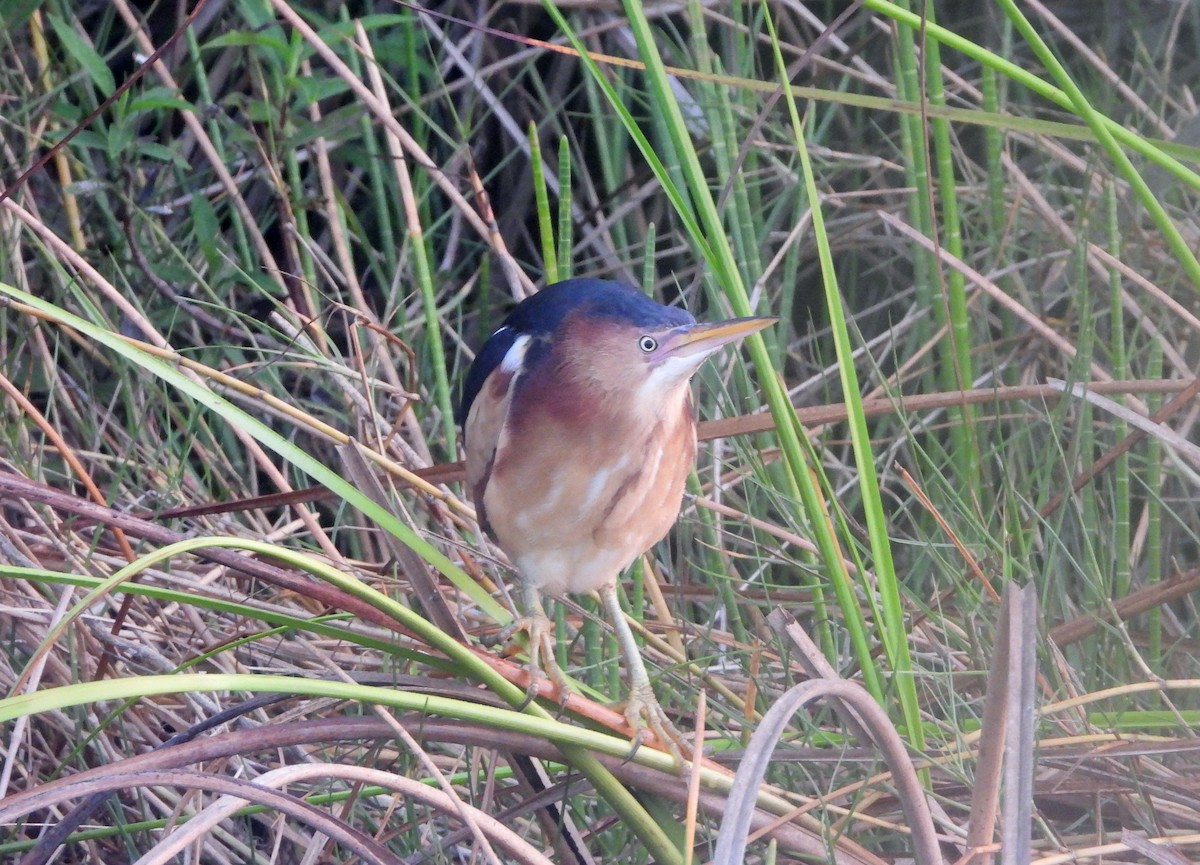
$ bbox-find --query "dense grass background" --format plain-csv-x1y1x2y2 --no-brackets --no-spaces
2,1,1199,863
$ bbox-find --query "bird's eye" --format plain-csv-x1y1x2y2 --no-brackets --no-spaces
638,335,658,353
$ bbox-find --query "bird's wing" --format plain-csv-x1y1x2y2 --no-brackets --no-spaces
457,325,519,430
462,328,531,539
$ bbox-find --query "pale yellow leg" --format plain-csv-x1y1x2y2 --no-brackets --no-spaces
495,580,573,704
598,583,691,767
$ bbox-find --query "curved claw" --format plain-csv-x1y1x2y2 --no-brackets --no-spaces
619,681,693,769
493,612,573,706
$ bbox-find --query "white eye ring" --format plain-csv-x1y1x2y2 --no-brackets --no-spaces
638,335,658,353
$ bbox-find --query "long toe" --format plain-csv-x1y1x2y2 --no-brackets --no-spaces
495,614,573,705
529,615,574,704
621,684,693,769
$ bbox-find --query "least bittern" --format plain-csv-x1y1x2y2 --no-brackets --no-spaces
458,278,774,759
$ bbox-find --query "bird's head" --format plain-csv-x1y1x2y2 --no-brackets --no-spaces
459,279,775,433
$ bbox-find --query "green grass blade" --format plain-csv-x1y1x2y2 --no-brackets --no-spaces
529,121,558,283
759,5,918,735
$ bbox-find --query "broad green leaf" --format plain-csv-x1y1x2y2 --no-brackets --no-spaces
48,13,115,95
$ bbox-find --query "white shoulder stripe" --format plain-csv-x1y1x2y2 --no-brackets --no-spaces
500,333,532,374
